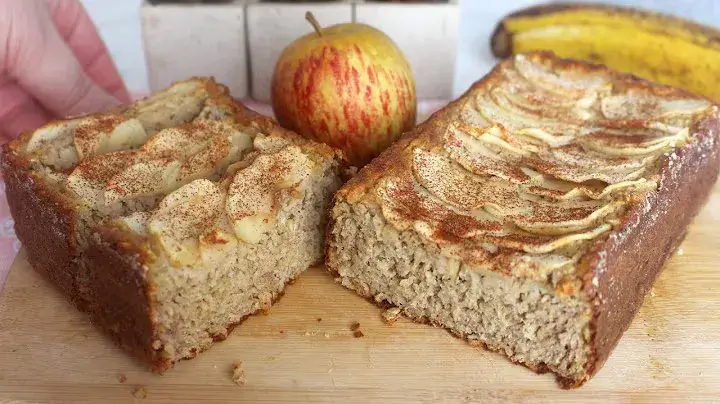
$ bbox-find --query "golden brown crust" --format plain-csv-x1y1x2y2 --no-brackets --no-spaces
1,141,84,307
579,111,720,384
84,227,163,370
327,51,720,387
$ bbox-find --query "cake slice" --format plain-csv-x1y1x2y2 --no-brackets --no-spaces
326,51,720,387
2,78,346,371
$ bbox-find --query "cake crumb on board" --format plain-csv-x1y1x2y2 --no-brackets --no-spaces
132,386,148,399
353,330,364,338
349,322,361,331
232,361,246,386
382,307,402,325
117,374,127,384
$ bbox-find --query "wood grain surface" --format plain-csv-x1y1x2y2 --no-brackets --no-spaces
0,184,718,403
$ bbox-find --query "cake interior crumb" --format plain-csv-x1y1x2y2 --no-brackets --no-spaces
231,361,246,386
381,307,402,325
132,386,148,399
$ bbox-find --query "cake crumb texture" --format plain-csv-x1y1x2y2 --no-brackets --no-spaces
231,361,245,386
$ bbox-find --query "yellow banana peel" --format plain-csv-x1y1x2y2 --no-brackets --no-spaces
491,4,720,101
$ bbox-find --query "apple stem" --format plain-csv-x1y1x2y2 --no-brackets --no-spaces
305,11,324,37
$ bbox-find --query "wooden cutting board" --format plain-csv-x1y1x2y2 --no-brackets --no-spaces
0,185,719,403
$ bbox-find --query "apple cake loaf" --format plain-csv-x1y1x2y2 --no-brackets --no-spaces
326,51,720,387
2,78,345,371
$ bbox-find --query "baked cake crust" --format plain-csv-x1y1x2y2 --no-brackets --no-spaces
326,51,720,387
577,111,720,387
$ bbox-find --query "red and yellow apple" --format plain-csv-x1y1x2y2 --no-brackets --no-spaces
271,12,416,166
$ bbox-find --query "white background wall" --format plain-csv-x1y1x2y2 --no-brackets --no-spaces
81,0,146,92
80,0,720,97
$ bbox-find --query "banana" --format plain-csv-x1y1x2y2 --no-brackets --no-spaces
491,4,720,101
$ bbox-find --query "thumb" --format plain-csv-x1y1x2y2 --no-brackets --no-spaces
5,0,122,117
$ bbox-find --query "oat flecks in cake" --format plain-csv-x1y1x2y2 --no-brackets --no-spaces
372,52,715,283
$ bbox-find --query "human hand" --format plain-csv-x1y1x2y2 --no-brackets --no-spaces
0,0,131,142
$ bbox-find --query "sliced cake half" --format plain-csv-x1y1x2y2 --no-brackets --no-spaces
2,78,346,371
325,51,720,387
